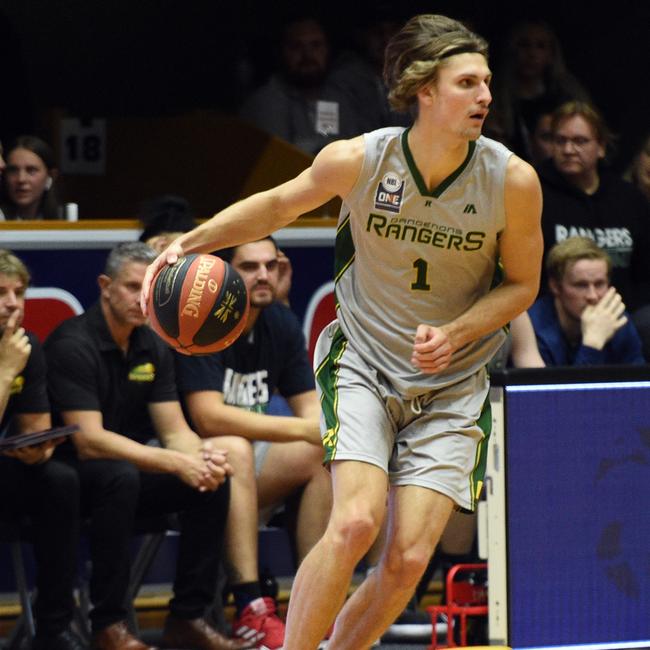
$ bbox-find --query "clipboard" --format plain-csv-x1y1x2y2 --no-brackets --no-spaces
0,424,79,452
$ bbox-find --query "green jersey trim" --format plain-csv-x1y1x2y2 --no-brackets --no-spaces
401,128,476,198
334,213,355,282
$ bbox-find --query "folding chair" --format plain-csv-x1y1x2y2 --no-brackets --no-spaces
426,562,488,649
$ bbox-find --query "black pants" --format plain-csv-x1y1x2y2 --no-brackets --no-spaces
70,458,229,633
0,457,80,636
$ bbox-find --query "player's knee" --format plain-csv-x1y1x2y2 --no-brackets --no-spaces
330,509,382,556
384,544,430,585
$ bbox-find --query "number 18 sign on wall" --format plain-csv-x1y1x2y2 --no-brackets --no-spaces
60,118,107,175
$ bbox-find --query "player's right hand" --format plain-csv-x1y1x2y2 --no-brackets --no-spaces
0,310,31,379
140,241,184,316
581,287,627,350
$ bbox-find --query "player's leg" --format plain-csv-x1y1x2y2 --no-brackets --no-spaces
330,368,492,648
327,485,454,649
284,459,389,650
256,439,332,563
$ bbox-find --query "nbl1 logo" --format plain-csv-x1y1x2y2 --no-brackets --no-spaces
374,172,404,214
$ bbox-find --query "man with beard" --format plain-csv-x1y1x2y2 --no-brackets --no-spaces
175,237,329,650
240,15,370,154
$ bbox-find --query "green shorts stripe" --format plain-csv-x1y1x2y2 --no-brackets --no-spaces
315,326,348,462
468,391,492,509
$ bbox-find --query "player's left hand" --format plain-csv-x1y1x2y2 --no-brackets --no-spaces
411,324,453,374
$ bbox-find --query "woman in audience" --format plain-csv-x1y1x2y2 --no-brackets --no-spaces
0,135,61,220
485,19,589,161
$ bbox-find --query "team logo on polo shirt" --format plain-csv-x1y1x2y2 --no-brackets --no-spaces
128,363,156,382
374,172,404,214
10,375,24,395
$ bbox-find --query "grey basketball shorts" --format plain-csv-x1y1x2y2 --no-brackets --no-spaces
314,321,491,512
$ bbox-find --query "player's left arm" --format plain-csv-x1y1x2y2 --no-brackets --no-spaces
448,155,543,346
413,156,542,372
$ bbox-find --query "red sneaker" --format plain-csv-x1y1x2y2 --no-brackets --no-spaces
232,597,285,649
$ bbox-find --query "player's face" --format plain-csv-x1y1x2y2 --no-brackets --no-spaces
5,148,50,212
231,240,279,309
424,53,492,140
101,261,149,328
552,115,605,179
0,273,25,332
551,258,609,322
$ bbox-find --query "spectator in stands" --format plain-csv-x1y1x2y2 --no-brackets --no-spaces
529,109,555,168
45,243,246,650
529,237,644,365
138,194,198,254
539,101,650,313
240,15,368,155
175,237,330,649
0,135,61,220
624,130,650,204
0,249,83,650
331,11,409,131
485,19,589,161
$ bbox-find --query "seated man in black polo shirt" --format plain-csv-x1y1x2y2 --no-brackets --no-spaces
45,243,247,650
176,237,331,649
0,249,83,650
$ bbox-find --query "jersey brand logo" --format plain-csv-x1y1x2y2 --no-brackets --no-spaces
374,172,404,214
463,203,477,214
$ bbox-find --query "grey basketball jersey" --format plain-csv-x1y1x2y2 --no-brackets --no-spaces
334,127,512,398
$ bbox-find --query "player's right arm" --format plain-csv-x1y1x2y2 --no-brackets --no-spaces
184,390,321,445
141,136,365,312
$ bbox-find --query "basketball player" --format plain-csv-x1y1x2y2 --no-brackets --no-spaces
142,14,543,649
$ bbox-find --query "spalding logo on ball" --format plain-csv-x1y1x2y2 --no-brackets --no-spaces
147,254,249,355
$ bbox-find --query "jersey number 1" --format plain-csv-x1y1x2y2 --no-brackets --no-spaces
411,258,431,291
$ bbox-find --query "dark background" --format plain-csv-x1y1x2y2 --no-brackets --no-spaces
1,0,648,164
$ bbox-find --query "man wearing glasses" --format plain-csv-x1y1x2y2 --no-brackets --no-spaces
538,100,650,314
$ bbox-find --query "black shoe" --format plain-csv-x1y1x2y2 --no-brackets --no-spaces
33,628,88,650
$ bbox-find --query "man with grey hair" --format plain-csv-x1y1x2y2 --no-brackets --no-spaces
46,243,247,650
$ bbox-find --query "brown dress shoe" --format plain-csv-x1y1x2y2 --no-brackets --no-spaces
162,615,251,650
92,621,158,650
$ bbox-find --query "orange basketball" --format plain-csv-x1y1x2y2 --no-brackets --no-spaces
147,254,249,355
